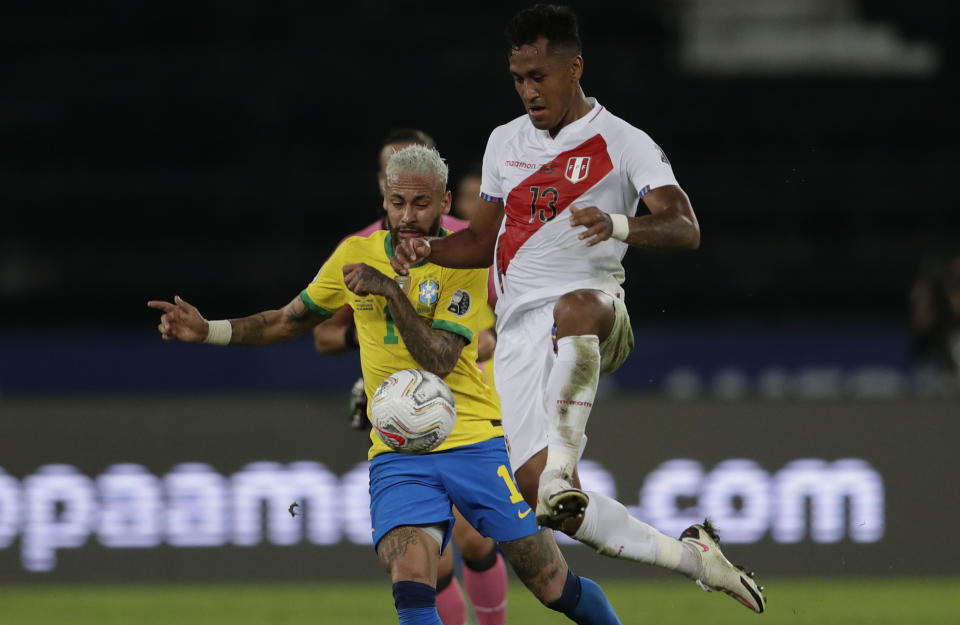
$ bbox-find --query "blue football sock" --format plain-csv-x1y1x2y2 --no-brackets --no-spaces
545,570,621,625
393,581,442,625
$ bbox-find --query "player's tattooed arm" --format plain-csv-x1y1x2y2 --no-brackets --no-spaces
226,295,326,346
385,290,467,378
343,263,467,378
148,294,325,346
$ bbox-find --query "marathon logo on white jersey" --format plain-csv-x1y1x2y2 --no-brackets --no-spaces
565,156,591,183
505,159,539,170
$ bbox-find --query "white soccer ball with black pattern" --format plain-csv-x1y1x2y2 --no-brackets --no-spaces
371,369,457,454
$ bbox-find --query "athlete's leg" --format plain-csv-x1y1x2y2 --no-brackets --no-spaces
451,506,506,625
536,289,614,527
370,452,456,625
499,528,620,625
515,287,704,579
435,545,466,625
514,291,766,613
378,525,444,625
440,438,619,624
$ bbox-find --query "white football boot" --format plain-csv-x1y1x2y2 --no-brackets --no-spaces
680,519,767,614
535,469,590,530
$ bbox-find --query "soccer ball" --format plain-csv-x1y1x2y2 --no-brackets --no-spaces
371,369,457,454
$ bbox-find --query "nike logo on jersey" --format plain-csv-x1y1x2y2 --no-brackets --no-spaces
518,507,532,519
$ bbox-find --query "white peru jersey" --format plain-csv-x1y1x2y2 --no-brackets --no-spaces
480,98,679,324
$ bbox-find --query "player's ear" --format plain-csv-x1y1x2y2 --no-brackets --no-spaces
442,190,452,215
570,54,583,82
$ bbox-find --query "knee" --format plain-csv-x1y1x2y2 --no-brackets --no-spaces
377,527,436,585
553,290,614,339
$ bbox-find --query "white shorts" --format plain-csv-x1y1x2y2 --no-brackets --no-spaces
493,290,634,471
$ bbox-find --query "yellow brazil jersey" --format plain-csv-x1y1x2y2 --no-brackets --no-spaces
300,229,502,460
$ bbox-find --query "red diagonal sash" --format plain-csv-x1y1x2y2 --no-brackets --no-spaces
496,134,613,282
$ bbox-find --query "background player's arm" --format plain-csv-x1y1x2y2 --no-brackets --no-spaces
570,185,700,250
477,327,496,362
343,263,467,378
312,307,358,354
148,294,327,346
391,199,504,274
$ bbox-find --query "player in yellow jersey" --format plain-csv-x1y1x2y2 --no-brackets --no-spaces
148,145,621,625
311,130,505,625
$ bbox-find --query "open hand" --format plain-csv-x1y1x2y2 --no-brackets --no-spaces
147,295,209,342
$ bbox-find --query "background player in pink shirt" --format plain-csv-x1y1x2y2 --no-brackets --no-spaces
393,5,766,615
312,129,507,625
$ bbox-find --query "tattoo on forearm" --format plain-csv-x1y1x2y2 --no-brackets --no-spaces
386,291,466,377
500,530,563,596
228,297,321,346
232,313,267,345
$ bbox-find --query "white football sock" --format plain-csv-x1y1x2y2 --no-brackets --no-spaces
543,335,600,480
573,490,702,579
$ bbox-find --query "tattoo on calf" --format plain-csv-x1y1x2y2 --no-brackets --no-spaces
501,530,563,596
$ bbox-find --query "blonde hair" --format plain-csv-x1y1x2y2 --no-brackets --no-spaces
385,144,449,189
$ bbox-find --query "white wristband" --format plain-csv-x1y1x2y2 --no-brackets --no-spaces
609,213,630,241
204,319,232,346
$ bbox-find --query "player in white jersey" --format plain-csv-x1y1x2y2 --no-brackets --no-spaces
393,4,766,615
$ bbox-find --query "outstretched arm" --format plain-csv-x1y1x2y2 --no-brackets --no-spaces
147,294,327,347
343,263,467,378
391,198,504,274
569,185,700,250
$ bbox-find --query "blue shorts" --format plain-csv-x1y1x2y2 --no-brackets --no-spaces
368,437,537,551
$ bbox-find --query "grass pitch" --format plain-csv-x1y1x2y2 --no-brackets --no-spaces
1,578,957,625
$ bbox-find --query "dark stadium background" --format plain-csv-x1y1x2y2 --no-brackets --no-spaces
4,1,956,330
1,2,959,617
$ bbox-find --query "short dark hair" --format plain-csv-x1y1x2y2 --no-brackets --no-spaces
381,129,436,150
505,4,581,56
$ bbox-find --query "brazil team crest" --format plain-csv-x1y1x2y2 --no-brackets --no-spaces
418,280,440,306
